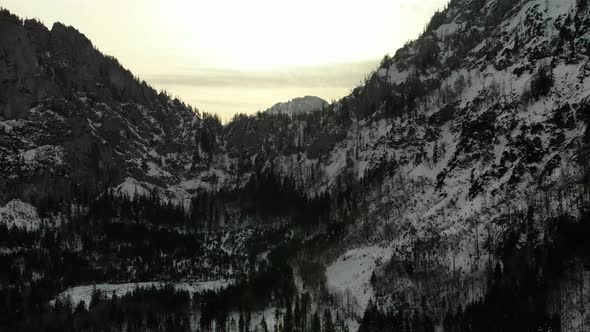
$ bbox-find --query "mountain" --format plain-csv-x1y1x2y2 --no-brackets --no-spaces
0,11,209,211
265,96,329,116
3,0,590,331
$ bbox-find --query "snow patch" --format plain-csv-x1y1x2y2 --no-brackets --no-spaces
114,177,154,198
325,245,392,314
52,279,233,309
0,200,42,231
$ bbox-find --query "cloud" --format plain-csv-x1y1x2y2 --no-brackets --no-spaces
144,60,378,89
140,59,380,120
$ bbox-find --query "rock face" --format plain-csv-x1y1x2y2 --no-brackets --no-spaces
3,0,590,329
265,96,329,116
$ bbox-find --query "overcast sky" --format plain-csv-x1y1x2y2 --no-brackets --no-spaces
3,0,448,120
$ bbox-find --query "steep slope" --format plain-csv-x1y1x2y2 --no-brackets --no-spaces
311,0,590,330
0,11,226,212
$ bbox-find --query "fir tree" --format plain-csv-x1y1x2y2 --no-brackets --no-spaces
260,316,270,332
311,312,321,332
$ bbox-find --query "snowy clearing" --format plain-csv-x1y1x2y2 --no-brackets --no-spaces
325,245,392,314
51,279,233,308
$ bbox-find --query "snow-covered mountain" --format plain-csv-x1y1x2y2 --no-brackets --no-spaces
316,0,590,330
265,96,329,116
3,0,590,330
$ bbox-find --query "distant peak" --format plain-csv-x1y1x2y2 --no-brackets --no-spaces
265,96,329,116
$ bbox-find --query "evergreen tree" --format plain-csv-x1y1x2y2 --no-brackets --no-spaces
274,307,282,332
531,62,554,99
74,300,87,315
260,316,270,332
323,310,335,332
246,310,252,332
293,295,301,332
311,312,321,332
239,311,246,332
284,297,293,332
89,287,103,309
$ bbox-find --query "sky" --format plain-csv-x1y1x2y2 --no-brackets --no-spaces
2,0,448,120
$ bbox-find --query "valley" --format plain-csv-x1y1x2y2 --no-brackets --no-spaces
3,0,590,331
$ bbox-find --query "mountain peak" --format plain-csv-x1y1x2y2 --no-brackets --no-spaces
265,96,329,116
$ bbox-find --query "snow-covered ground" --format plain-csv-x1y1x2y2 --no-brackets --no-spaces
325,244,393,314
114,177,157,198
51,279,233,308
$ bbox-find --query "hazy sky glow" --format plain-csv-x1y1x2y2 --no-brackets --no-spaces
3,0,448,119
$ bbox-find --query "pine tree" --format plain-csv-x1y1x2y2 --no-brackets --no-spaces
275,307,282,332
301,293,310,332
89,287,103,309
246,311,252,332
74,300,87,315
284,297,294,332
260,316,270,332
531,62,554,99
311,312,321,332
294,296,301,332
239,311,246,332
323,310,335,332
336,312,349,332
